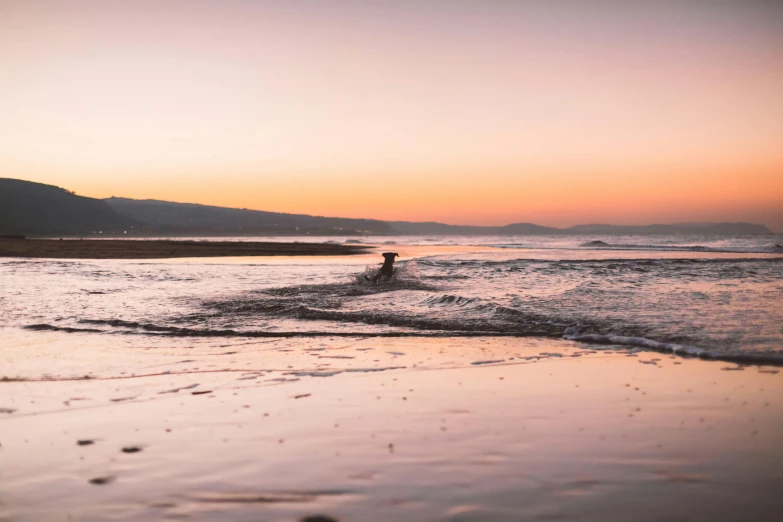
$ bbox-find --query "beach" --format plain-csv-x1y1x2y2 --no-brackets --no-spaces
4,1,782,519
0,239,368,259
1,235,782,521
2,331,782,521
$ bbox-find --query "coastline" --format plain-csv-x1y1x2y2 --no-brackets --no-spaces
0,238,369,259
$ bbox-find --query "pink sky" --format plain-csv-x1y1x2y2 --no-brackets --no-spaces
1,1,781,230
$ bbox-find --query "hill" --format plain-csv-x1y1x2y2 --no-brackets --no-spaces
389,220,771,236
0,178,133,236
566,223,772,235
388,221,559,235
0,178,774,237
104,197,397,236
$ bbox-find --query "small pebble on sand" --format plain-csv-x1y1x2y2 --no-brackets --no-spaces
89,476,114,485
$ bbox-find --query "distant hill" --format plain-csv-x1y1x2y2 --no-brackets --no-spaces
104,200,774,236
389,220,772,236
0,178,133,236
388,221,558,235
0,178,774,237
566,223,773,235
104,197,397,236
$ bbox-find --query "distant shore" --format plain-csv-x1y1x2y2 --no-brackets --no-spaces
0,238,369,259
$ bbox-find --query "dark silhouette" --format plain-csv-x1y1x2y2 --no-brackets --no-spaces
104,196,397,236
370,252,399,283
0,178,133,236
388,220,773,235
1,178,774,237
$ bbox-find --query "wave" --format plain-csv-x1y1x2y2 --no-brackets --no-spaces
25,323,104,334
563,331,783,366
476,244,782,254
423,294,484,307
482,240,783,254
19,256,783,366
25,319,783,366
33,281,783,365
417,257,783,270
199,277,783,365
579,240,719,251
445,257,783,266
576,241,776,253
80,318,144,328
23,322,546,338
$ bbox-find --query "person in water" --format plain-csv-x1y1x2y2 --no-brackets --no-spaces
370,252,399,283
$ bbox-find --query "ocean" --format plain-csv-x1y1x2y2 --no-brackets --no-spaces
3,234,782,362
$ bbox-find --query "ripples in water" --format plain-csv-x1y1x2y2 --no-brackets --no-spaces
3,243,783,364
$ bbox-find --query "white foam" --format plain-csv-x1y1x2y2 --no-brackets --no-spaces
564,333,783,365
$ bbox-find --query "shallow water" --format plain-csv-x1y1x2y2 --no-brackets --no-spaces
2,234,782,360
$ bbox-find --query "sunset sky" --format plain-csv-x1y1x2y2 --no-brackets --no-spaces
1,1,782,230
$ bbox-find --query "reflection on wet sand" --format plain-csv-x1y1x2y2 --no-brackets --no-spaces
2,333,781,521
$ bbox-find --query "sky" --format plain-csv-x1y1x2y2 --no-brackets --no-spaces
1,0,782,230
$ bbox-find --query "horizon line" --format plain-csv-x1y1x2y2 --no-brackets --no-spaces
106,195,774,232
3,177,779,232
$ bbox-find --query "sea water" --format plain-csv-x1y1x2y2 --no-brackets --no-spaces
2,234,782,362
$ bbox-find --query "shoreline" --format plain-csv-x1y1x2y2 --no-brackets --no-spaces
0,238,370,259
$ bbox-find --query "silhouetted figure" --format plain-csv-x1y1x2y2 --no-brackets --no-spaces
371,252,399,283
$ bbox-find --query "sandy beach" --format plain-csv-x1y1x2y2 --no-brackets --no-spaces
1,331,781,521
0,239,368,259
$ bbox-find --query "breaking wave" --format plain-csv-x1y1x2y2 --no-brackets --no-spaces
577,240,782,253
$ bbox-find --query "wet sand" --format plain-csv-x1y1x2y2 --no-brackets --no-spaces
1,332,782,521
0,239,369,259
